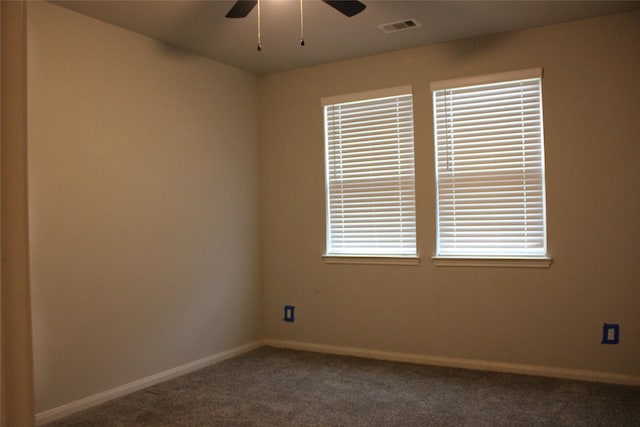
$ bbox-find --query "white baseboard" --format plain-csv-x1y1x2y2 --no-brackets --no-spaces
265,338,640,387
35,340,265,426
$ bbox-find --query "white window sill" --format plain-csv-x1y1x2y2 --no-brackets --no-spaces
322,255,420,266
432,256,552,268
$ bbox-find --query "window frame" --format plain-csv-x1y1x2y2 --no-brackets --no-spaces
322,86,419,264
430,68,551,268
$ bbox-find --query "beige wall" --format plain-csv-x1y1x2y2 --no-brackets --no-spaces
259,11,640,376
28,2,260,413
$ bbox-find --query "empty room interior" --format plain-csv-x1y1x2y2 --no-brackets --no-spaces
2,0,640,425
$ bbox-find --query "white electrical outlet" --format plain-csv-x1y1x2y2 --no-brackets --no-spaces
284,305,295,322
601,323,619,345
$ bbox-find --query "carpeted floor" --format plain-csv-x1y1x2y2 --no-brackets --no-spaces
46,346,640,426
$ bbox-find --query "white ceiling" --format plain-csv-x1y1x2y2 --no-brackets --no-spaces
52,0,640,75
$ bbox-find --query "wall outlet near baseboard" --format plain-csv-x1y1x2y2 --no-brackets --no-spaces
601,323,619,344
284,305,295,322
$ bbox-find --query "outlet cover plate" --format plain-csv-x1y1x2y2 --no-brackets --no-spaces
284,305,295,322
601,323,619,344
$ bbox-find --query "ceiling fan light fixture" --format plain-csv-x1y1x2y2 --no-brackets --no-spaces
225,0,366,50
225,0,365,19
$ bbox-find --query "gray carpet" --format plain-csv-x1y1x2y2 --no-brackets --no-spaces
46,346,640,426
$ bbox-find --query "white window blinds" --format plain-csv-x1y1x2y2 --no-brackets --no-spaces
323,86,416,256
432,69,547,257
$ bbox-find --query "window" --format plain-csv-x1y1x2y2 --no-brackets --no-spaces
431,68,549,265
322,86,417,261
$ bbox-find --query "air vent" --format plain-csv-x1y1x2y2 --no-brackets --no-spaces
378,19,421,34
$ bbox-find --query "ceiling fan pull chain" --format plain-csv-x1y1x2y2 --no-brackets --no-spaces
257,0,262,51
300,0,305,46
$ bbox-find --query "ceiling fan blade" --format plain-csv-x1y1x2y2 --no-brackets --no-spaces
225,0,258,18
322,0,366,17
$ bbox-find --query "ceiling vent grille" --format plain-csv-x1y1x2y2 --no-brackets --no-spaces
378,19,421,34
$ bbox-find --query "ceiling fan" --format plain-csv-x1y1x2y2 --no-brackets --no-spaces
225,0,366,19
